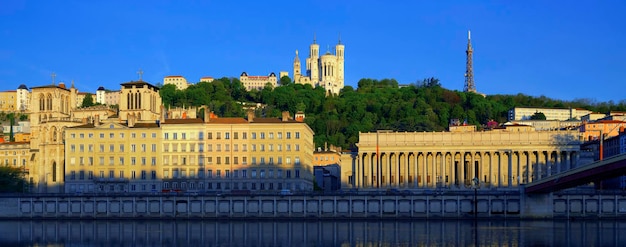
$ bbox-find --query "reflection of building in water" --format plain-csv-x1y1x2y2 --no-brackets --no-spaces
2,220,616,246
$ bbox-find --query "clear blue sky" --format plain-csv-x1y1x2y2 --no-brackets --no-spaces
1,0,625,103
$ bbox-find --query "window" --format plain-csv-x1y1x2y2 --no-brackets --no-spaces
131,157,136,165
142,133,147,138
119,157,124,165
287,132,291,139
70,145,76,152
120,133,124,138
242,144,247,151
119,144,124,152
109,170,115,178
208,144,212,152
88,144,94,152
109,133,114,138
252,144,256,151
142,157,146,165
208,132,212,139
234,132,238,139
216,132,221,139
251,133,256,139
199,132,204,140
152,133,157,138
99,157,104,165
99,145,104,152
141,144,146,152
80,144,84,152
251,170,257,178
295,169,300,178
173,133,178,140
242,132,247,139
182,133,186,140
131,144,136,152
234,144,238,152
277,144,282,151
242,170,247,178
225,132,230,139
141,170,146,180
277,132,282,139
152,144,157,152
164,133,169,140
119,171,124,179
70,171,76,180
100,133,104,138
260,132,265,139
286,144,291,151
80,133,84,139
295,132,300,139
286,170,291,178
110,144,114,152
295,144,300,151
216,170,221,178
295,157,300,165
131,133,136,138
234,157,238,164
269,132,274,139
225,144,230,151
208,170,213,178
152,157,156,166
269,144,273,151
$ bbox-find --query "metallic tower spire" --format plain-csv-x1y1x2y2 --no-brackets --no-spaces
464,30,476,93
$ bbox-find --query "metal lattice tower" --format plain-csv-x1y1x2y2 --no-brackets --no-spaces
464,30,476,93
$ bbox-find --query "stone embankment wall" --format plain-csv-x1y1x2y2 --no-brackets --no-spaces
1,192,625,219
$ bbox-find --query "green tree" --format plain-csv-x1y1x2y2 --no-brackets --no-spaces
0,166,27,193
530,112,547,120
81,93,95,108
280,76,292,86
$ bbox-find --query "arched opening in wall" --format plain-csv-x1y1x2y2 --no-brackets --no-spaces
51,126,57,142
39,94,44,111
52,161,57,182
46,93,52,111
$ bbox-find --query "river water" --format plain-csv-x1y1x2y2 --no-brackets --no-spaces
1,219,625,246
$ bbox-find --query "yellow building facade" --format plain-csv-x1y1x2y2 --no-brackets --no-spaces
63,121,162,193
348,128,582,189
0,90,16,112
158,110,315,193
163,75,190,90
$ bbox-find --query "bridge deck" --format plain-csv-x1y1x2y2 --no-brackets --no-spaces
525,153,626,193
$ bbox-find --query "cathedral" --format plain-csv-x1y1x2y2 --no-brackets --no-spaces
293,36,344,95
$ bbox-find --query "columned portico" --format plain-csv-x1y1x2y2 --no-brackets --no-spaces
350,130,581,189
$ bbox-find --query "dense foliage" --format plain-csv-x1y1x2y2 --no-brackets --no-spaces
160,77,626,149
0,166,28,193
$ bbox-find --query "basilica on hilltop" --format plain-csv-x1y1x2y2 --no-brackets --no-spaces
293,36,344,95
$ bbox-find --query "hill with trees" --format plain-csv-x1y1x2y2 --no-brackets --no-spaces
159,77,626,150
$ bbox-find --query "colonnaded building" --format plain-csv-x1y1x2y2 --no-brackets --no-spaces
345,125,583,189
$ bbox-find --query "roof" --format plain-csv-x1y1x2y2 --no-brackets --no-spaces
30,85,70,91
120,80,159,90
97,86,105,91
165,75,184,78
592,120,626,124
208,118,249,124
18,84,28,90
250,118,300,123
162,118,204,124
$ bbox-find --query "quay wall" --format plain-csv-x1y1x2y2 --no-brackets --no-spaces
1,192,626,219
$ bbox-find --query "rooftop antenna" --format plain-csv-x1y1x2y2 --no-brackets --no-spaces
51,72,56,85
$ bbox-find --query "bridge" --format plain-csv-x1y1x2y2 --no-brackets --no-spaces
525,153,626,193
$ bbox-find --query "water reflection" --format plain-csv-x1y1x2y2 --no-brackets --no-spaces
1,219,625,246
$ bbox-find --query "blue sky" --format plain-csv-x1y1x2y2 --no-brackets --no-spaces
1,0,625,103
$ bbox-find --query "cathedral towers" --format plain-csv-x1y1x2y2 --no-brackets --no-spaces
293,35,344,95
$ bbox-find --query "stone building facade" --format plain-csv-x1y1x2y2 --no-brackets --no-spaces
348,128,582,189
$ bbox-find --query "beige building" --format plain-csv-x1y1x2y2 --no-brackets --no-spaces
63,120,162,193
163,75,190,90
508,107,592,121
0,90,16,112
118,80,162,122
293,37,344,95
199,76,214,83
239,72,277,91
347,127,582,189
105,90,120,106
17,84,30,112
158,110,315,193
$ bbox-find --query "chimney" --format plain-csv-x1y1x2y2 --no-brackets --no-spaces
160,105,165,122
204,107,210,123
247,109,255,122
58,82,66,89
281,111,290,122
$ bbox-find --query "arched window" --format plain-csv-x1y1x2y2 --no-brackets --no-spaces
39,94,44,111
127,93,131,109
52,162,57,182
